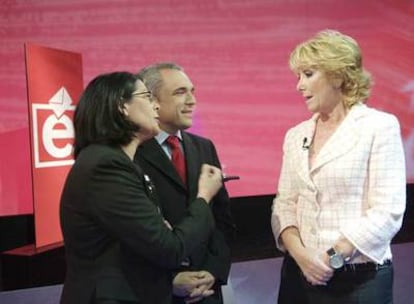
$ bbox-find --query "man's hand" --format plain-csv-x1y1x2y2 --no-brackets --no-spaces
173,271,215,302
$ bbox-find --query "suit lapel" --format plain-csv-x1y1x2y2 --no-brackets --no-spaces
138,138,186,190
182,132,199,198
310,104,363,173
296,119,317,188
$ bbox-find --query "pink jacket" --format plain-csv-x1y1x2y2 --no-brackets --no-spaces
271,103,406,264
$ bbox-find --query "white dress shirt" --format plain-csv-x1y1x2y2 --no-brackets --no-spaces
155,130,184,160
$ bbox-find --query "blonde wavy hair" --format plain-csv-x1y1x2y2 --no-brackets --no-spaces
289,30,372,108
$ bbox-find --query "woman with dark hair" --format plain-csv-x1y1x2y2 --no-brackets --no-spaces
60,71,223,304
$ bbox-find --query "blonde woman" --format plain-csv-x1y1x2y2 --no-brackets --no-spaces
271,30,406,304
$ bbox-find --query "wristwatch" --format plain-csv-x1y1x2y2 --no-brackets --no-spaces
327,247,345,269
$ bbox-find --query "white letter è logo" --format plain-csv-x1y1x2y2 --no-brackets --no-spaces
42,87,74,159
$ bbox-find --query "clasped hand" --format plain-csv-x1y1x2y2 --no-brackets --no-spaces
173,271,215,303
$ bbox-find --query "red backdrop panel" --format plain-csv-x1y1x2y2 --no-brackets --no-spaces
25,44,83,247
1,0,413,217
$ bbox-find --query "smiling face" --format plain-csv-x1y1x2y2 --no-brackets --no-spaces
295,68,343,115
122,80,160,140
155,69,196,134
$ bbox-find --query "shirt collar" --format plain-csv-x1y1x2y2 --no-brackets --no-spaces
155,130,183,145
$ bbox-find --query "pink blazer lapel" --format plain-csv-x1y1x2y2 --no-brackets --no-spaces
310,104,365,173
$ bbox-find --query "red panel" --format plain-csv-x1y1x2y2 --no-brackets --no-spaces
0,0,413,213
25,44,83,247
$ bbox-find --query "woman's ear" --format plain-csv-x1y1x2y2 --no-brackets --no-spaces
332,77,343,90
119,102,129,117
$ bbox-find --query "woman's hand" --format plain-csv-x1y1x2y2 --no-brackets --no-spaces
295,247,334,286
196,164,222,203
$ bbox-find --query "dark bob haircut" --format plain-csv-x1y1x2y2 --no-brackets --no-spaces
73,71,142,157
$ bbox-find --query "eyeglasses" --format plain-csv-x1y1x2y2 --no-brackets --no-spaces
131,91,153,101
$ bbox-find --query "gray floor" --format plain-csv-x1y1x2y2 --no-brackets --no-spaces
224,242,414,304
1,242,413,304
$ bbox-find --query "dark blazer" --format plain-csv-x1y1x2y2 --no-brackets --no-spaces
59,144,215,304
135,132,235,304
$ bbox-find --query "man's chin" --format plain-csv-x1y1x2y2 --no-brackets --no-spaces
180,121,193,130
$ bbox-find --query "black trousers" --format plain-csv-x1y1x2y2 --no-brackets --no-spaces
278,255,394,304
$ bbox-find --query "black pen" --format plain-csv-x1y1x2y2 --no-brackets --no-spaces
222,175,240,182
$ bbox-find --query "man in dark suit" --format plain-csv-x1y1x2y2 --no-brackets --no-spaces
134,63,235,304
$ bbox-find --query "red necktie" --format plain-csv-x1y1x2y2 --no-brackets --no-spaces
166,136,187,184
